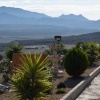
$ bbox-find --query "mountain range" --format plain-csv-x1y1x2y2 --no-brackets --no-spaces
0,6,100,43
0,6,49,19
0,6,100,28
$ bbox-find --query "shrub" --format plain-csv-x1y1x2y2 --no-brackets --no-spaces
45,49,52,55
56,88,66,94
76,42,100,66
0,66,5,72
64,47,89,77
0,89,4,94
2,73,9,83
10,54,52,100
84,42,100,65
0,55,2,61
48,60,53,67
57,82,66,89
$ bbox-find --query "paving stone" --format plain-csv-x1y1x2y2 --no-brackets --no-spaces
76,74,100,100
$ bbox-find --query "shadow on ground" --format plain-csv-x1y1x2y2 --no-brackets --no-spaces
64,76,85,88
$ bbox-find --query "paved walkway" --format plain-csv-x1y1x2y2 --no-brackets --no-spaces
76,73,100,100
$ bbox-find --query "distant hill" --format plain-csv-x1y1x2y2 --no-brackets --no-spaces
57,14,89,21
62,32,100,44
0,12,28,24
11,32,100,45
0,24,98,38
0,32,100,52
0,6,49,18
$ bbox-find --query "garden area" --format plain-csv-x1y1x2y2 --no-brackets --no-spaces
0,41,100,100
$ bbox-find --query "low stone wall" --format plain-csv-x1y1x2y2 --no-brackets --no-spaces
60,66,100,100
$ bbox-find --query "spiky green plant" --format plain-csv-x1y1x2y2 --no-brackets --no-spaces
10,54,52,100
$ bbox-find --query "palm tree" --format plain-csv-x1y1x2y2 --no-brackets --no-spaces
5,43,23,61
10,54,52,100
5,43,23,73
76,42,100,65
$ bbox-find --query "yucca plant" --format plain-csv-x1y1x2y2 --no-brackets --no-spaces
10,54,52,100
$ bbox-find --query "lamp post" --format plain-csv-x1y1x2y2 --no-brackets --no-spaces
54,36,62,53
48,36,63,77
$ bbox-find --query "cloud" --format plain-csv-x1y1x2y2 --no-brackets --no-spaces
19,4,100,20
0,0,17,6
21,0,100,6
1,0,100,6
0,0,99,20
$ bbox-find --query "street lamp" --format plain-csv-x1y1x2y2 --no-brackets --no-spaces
54,36,62,52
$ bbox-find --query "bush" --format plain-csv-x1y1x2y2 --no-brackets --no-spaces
2,73,9,83
76,42,100,66
0,66,5,72
45,49,52,55
48,60,53,67
57,82,66,89
56,88,66,94
0,55,2,61
0,89,4,94
10,54,52,100
64,47,89,77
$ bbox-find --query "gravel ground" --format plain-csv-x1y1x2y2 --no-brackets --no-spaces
0,60,100,100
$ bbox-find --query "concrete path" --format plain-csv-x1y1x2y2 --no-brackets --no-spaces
76,74,100,100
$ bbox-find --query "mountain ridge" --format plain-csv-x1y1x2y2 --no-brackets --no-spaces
0,6,100,29
10,32,100,45
57,14,89,21
0,6,100,41
0,6,92,20
0,6,50,19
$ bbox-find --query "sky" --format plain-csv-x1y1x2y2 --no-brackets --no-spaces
0,0,100,20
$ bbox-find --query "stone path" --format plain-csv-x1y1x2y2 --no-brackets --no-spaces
76,74,100,100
